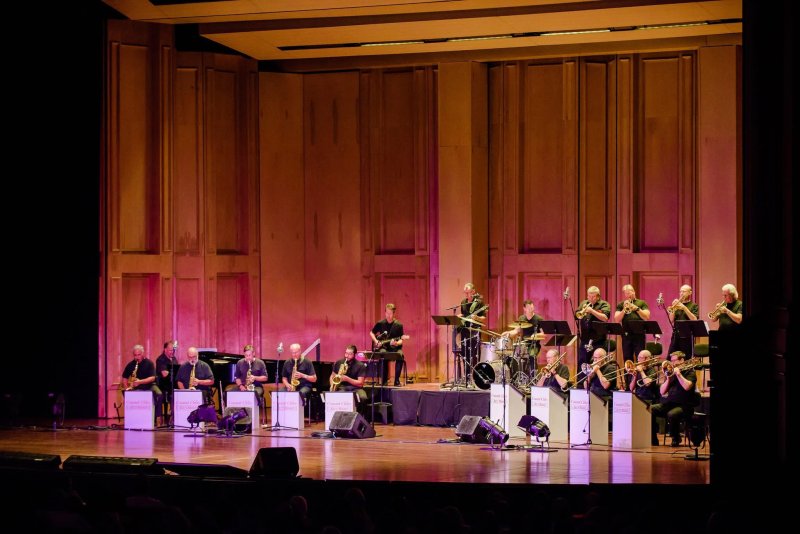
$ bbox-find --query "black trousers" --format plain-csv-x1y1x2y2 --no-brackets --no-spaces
621,333,645,362
651,401,692,440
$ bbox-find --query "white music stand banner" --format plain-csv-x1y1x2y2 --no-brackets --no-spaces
490,384,526,439
612,391,651,449
124,390,154,430
323,391,356,430
226,391,260,429
569,389,609,446
271,391,304,429
174,389,205,429
530,386,569,442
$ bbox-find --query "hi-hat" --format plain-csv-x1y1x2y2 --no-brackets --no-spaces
461,316,485,325
527,333,546,341
508,321,532,329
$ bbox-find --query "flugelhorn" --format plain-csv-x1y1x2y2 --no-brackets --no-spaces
708,301,727,320
622,299,637,315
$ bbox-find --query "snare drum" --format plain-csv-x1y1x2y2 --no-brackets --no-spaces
494,336,513,354
480,341,496,361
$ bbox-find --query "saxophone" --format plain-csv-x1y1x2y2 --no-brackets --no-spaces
189,362,197,390
331,361,348,392
246,360,255,391
126,360,139,391
290,358,300,387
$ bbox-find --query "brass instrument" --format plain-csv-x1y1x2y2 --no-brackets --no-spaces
708,301,727,320
290,358,300,387
622,356,661,387
662,357,702,377
532,352,566,383
246,360,255,392
126,360,139,391
564,352,617,391
330,361,348,392
575,305,591,319
189,362,197,390
667,298,683,313
622,299,637,315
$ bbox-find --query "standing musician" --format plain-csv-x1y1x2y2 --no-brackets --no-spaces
535,349,570,396
667,285,700,359
330,345,368,408
614,284,651,363
122,345,164,421
625,349,661,404
501,299,544,377
650,351,699,447
232,344,268,396
155,340,178,424
454,283,486,384
583,348,618,402
281,342,317,403
711,283,744,331
575,286,611,370
176,347,215,403
370,303,405,386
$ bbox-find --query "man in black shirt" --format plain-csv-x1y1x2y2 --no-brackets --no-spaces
501,299,544,377
176,347,215,403
614,284,651,363
330,345,368,408
454,283,486,386
575,286,611,370
155,339,178,424
122,344,163,423
625,349,660,404
281,343,317,403
713,283,744,331
667,285,700,359
232,344,268,396
583,347,618,402
650,351,699,447
535,349,570,396
370,303,405,386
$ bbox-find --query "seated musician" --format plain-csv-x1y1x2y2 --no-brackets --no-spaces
650,351,699,447
281,343,317,403
122,344,164,422
176,347,215,403
535,349,570,396
229,344,268,399
370,303,405,386
501,299,544,376
155,340,178,424
583,348,618,402
626,349,661,404
330,345,368,410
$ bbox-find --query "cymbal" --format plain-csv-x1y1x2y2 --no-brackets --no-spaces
527,333,546,341
461,316,485,325
508,321,532,329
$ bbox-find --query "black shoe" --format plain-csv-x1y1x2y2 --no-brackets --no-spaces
670,438,681,447
393,382,401,387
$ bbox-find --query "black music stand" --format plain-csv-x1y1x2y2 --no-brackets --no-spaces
432,315,462,388
540,321,576,352
676,320,709,356
590,322,624,353
625,320,662,339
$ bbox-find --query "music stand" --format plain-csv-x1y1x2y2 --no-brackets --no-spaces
590,322,624,354
676,320,709,355
365,351,401,425
540,321,576,351
625,320,662,339
432,315,463,388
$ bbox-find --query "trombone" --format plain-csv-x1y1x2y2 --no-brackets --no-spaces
708,301,727,320
532,351,566,383
662,357,702,377
623,357,661,387
564,352,616,391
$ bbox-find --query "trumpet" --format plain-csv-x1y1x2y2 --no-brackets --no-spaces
576,305,591,319
532,352,566,383
708,301,727,320
667,298,683,313
622,299,637,315
662,357,702,377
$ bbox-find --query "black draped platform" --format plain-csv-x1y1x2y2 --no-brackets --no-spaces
365,387,489,426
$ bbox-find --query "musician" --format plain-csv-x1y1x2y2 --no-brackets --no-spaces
575,286,611,370
713,283,744,331
626,349,660,404
122,344,163,422
667,285,700,359
176,347,215,402
613,284,651,363
281,343,317,402
535,349,570,395
650,351,699,447
501,299,543,375
330,345,368,406
155,340,178,423
454,283,486,384
370,303,405,386
232,344,268,397
584,348,618,402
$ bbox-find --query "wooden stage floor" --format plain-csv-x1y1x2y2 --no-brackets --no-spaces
0,418,709,485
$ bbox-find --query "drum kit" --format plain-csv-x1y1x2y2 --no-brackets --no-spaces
466,319,546,392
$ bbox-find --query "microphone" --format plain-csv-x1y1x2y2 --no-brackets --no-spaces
563,287,570,300
173,340,178,350
277,342,283,354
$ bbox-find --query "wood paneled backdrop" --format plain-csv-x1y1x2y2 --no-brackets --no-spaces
101,20,740,416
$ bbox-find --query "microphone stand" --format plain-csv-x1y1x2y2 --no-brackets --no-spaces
262,344,296,431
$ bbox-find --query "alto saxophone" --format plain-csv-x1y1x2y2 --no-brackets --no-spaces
126,360,139,391
189,362,197,390
331,361,348,392
290,358,300,387
246,360,255,391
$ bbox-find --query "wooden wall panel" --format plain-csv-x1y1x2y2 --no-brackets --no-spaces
637,272,681,349
375,274,426,378
174,65,203,254
214,274,251,353
175,277,202,351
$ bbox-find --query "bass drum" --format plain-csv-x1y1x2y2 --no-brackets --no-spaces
473,360,514,390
